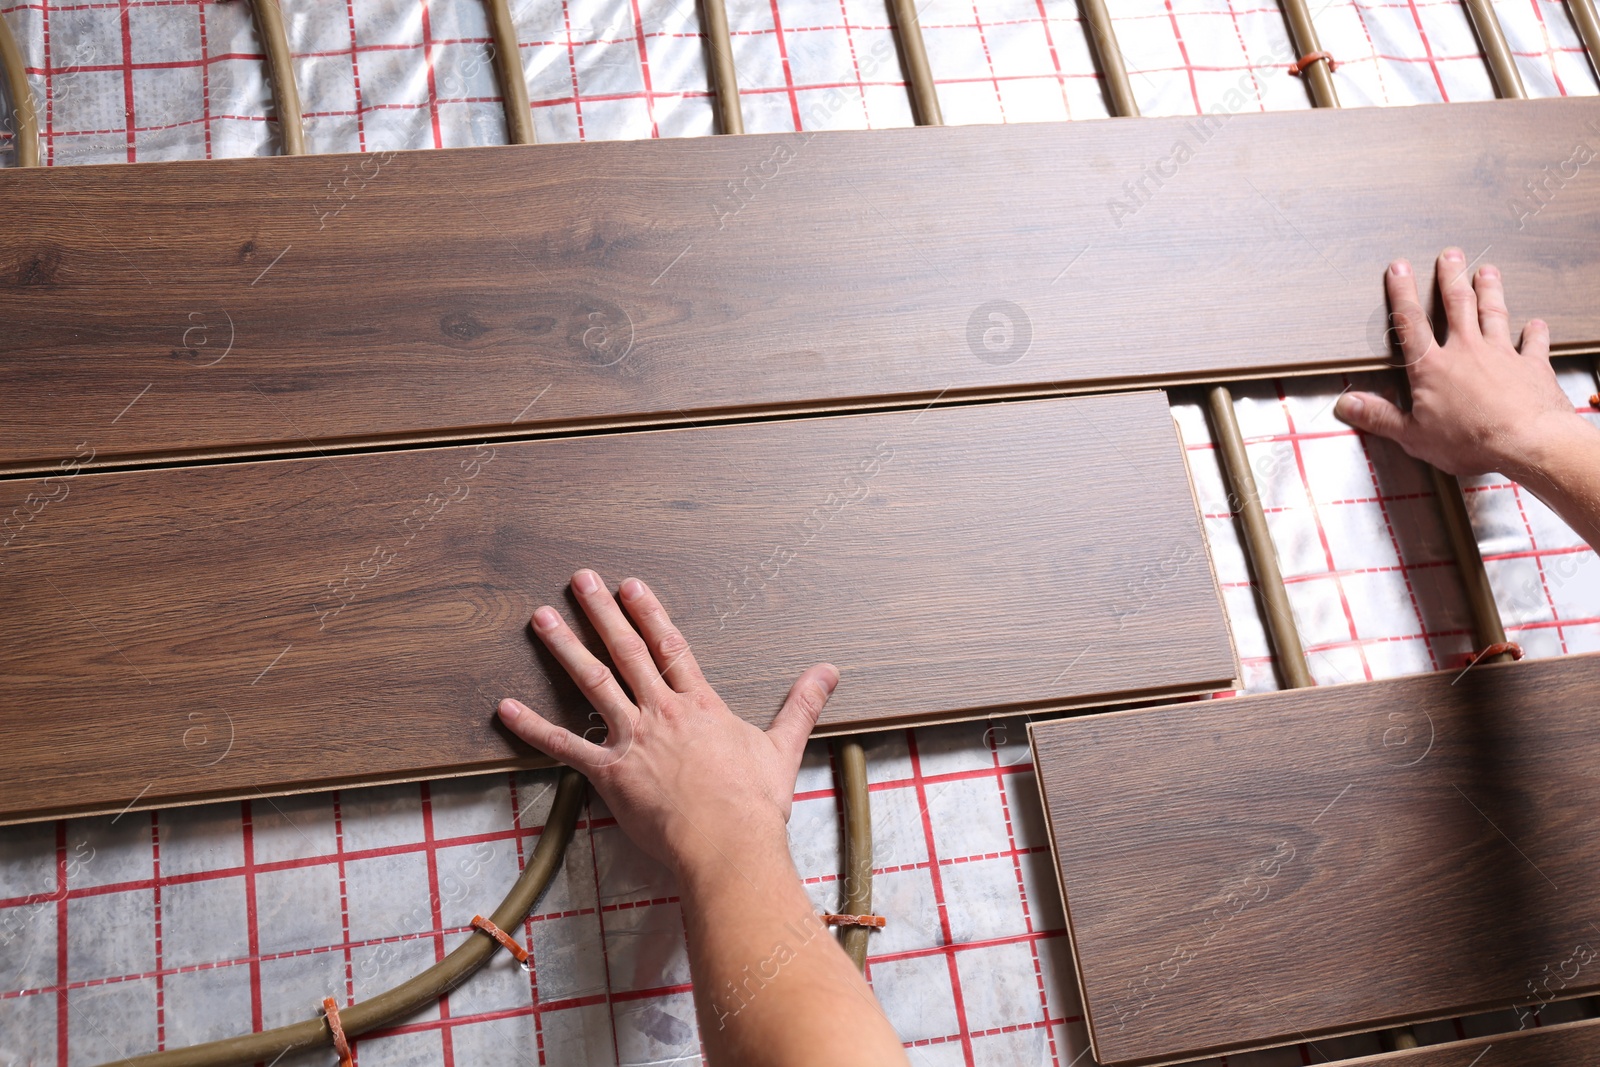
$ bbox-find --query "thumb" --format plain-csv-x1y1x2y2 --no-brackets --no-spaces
1335,391,1410,445
767,663,839,765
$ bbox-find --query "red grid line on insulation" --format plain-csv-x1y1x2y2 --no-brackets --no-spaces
4,0,1590,164
904,731,977,1066
1186,372,1600,694
0,742,1075,1062
0,820,578,910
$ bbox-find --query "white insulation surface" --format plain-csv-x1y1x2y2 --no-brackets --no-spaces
2,0,1599,1064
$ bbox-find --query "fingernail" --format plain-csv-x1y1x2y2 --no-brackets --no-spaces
620,578,644,601
1480,264,1499,280
498,698,523,721
532,606,560,630
1336,394,1364,420
573,569,600,594
1390,260,1411,277
1443,247,1464,263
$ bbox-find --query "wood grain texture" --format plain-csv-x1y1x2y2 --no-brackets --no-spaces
1030,654,1600,1066
3,98,1599,473
1339,1017,1600,1065
0,393,1236,824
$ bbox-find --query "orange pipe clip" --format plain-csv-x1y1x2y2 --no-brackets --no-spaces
471,914,533,970
1289,50,1338,75
322,997,352,1067
1464,641,1524,667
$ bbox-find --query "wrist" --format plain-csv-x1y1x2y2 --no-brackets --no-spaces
672,815,796,896
1502,411,1600,488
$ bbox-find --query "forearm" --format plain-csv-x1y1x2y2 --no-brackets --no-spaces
678,833,908,1067
1507,414,1600,552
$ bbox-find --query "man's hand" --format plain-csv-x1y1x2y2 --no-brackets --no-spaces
497,569,839,878
1335,248,1589,481
499,573,909,1066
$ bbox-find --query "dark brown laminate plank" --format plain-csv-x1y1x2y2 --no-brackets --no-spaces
0,392,1236,824
1029,654,1600,1066
1340,1017,1600,1065
3,98,1600,473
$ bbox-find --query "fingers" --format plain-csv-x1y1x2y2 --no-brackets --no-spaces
1473,263,1512,346
1435,247,1480,343
767,663,840,766
1384,260,1438,370
569,569,668,703
1334,391,1411,447
1520,318,1552,363
498,697,611,773
618,577,707,692
1385,257,1424,312
530,603,638,728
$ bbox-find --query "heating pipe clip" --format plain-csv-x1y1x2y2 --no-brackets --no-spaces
471,914,534,972
823,913,887,929
1289,50,1339,75
322,997,353,1067
1464,641,1524,667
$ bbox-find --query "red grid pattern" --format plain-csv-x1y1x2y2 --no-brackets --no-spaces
1177,365,1600,699
2,0,1593,164
2,1,1600,1064
0,743,1092,1064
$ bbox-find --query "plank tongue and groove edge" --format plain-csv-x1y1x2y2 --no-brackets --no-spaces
1029,654,1600,1067
0,393,1236,825
3,98,1600,473
1340,1016,1600,1065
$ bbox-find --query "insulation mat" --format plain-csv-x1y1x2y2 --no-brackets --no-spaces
1,0,1599,1064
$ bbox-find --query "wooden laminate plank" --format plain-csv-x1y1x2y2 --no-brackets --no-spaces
3,98,1599,473
1029,654,1600,1066
0,393,1236,824
1339,1017,1600,1065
